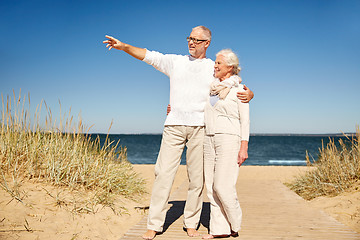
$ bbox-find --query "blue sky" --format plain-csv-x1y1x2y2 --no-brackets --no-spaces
1,0,359,134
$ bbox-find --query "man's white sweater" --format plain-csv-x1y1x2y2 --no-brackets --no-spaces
143,50,215,126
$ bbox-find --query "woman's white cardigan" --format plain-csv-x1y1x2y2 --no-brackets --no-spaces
204,84,250,141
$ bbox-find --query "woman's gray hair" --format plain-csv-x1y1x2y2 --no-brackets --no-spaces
192,26,212,41
216,49,241,75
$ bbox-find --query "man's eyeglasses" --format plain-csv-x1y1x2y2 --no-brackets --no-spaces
186,37,208,44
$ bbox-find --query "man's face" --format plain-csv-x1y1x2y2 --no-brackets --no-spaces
188,29,210,59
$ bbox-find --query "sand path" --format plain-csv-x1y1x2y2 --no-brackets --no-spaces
121,167,360,240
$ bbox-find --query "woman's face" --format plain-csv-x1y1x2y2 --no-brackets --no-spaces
214,55,233,80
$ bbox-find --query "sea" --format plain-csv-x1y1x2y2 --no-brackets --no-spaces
92,134,352,166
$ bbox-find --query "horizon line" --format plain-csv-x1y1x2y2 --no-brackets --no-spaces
89,132,356,137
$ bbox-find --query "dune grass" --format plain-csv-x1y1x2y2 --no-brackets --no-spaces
287,127,360,200
0,90,146,213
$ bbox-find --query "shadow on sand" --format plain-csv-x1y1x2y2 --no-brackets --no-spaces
159,201,210,234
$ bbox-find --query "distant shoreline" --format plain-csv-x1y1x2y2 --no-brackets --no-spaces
89,132,356,137
250,133,356,137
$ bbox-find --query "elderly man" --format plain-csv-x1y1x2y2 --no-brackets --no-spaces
103,26,254,240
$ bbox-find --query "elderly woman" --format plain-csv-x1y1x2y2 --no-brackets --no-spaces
203,49,250,239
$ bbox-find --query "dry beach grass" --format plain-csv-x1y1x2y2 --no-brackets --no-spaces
0,91,146,215
287,127,360,200
286,128,360,233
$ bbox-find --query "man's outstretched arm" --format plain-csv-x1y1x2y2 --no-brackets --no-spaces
103,35,146,61
237,85,254,103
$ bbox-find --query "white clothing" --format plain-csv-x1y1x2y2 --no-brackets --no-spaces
204,84,250,139
204,81,250,235
204,134,242,235
142,50,215,231
143,50,215,126
147,126,204,231
209,75,241,99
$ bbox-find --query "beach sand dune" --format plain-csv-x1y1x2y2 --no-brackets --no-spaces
0,165,359,239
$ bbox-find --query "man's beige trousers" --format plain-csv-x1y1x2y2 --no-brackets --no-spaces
204,134,242,235
147,125,204,232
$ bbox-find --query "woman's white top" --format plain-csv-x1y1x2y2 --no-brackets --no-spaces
204,84,250,141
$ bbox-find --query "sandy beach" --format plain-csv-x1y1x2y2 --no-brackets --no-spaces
0,165,359,240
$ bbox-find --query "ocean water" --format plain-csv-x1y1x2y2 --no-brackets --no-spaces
93,134,349,166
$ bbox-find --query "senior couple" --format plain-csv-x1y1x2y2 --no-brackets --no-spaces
103,26,252,240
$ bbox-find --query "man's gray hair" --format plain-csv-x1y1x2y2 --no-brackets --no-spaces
192,26,212,41
216,49,241,75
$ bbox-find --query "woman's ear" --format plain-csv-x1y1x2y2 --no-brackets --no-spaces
229,65,235,74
